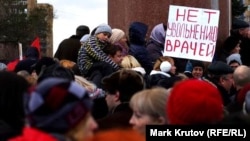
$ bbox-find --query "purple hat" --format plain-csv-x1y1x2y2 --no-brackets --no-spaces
25,78,93,133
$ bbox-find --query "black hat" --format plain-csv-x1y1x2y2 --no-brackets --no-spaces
76,25,90,36
232,18,249,29
223,36,240,53
207,61,234,75
190,60,205,70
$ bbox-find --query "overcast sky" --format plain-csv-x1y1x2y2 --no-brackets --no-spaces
37,0,107,55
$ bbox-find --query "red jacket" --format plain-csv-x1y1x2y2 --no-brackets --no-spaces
9,127,57,141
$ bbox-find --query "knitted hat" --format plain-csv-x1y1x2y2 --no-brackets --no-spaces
167,79,224,124
160,61,171,73
223,36,240,53
25,78,93,133
207,61,234,75
109,28,125,44
95,23,112,35
226,53,242,65
232,18,249,29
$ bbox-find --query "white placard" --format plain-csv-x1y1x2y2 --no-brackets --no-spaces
164,5,220,62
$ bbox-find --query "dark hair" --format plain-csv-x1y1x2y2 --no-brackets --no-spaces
102,69,144,102
37,63,75,83
0,71,29,136
103,43,123,57
76,25,90,37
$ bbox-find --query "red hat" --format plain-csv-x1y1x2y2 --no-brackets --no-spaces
167,79,224,125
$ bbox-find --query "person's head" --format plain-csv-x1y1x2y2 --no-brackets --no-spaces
120,55,146,76
150,23,167,45
25,78,98,140
223,36,241,54
94,23,112,42
76,25,90,37
231,18,250,38
109,28,127,44
190,60,205,79
233,65,250,90
0,71,29,133
129,87,170,134
32,56,58,76
167,79,224,125
37,63,75,83
102,69,144,111
103,43,123,65
120,55,142,69
154,56,176,74
129,21,148,45
226,53,242,70
207,61,234,93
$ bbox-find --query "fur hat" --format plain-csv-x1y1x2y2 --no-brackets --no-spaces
207,61,234,75
25,78,93,133
167,79,224,124
95,23,112,35
232,18,249,29
160,61,171,73
226,53,242,65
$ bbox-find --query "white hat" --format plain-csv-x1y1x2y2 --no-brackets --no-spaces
160,61,171,73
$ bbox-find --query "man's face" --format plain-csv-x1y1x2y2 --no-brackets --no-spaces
239,27,250,38
220,74,234,93
109,51,123,65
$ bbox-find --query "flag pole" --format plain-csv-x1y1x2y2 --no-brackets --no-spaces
18,42,23,60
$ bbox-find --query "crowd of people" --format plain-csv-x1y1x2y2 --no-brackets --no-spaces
1,18,250,141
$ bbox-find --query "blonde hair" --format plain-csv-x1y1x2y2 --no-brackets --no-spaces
74,75,96,92
130,87,170,121
153,56,174,71
120,55,142,69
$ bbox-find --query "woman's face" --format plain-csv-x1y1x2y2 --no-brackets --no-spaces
129,110,164,135
231,42,241,54
192,66,203,79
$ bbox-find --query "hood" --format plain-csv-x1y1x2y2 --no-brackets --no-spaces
129,22,148,45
